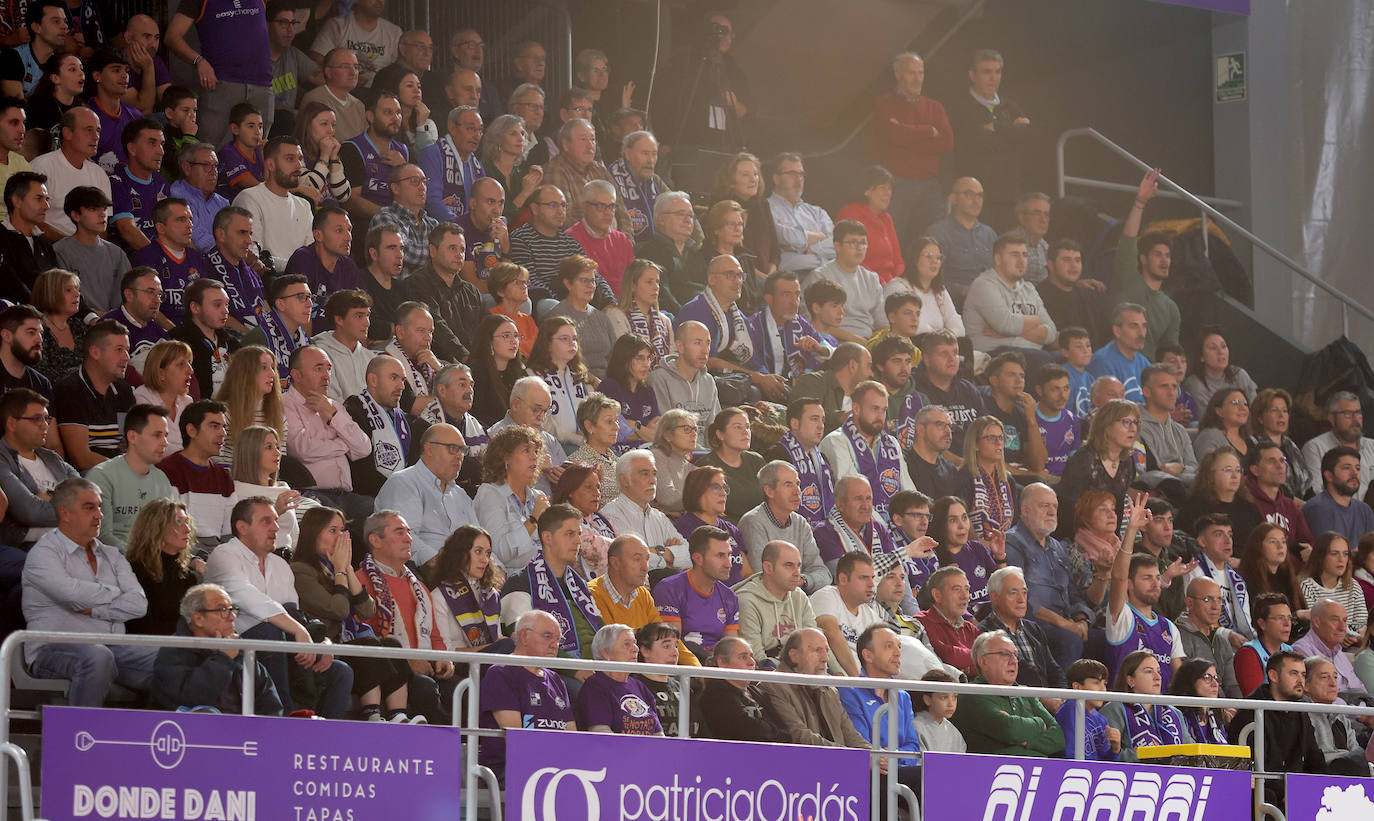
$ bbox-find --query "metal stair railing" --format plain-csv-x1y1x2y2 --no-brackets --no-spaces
1057,126,1374,337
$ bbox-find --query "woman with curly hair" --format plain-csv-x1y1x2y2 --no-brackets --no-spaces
566,393,625,504
126,499,201,635
710,152,778,280
428,525,508,650
1056,398,1141,537
551,463,617,579
291,506,415,722
214,345,287,467
475,425,550,571
528,314,594,449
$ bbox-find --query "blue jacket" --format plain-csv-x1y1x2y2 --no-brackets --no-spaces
745,310,832,375
1004,522,1095,624
839,676,921,767
1054,700,1118,761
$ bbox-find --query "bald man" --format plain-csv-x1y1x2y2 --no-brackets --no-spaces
648,320,721,449
457,177,509,288
344,354,429,496
1176,577,1242,697
123,15,172,114
676,254,785,402
922,176,996,299
376,422,477,566
446,68,482,109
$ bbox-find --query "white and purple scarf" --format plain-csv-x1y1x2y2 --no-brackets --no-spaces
360,553,433,649
1199,551,1250,633
761,312,809,382
628,306,672,363
894,391,925,451
782,431,833,525
436,577,501,647
608,157,661,241
386,337,441,424
703,286,752,366
357,388,409,477
842,416,904,524
254,304,309,382
527,551,602,656
1124,703,1187,749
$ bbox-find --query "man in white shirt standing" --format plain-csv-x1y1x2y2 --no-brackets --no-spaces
232,136,313,266
204,496,351,716
768,152,834,275
600,449,686,571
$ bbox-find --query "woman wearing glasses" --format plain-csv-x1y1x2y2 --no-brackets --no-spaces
954,416,1018,543
674,465,752,586
1101,650,1194,762
882,236,965,337
703,200,763,312
1193,388,1252,463
711,153,779,283
649,409,698,518
126,498,202,636
1178,445,1260,542
1056,399,1142,539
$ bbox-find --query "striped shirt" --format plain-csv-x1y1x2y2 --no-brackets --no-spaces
508,223,590,301
52,367,134,461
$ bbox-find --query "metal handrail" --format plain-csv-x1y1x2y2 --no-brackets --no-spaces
1056,126,1374,336
5,629,1373,820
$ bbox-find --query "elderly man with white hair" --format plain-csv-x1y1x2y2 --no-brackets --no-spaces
575,623,664,735
600,449,686,570
1004,482,1098,670
951,630,1065,757
635,190,707,313
608,130,670,243
978,566,1064,700
489,375,569,493
1293,598,1369,698
739,460,831,594
566,179,635,295
813,475,923,616
543,118,633,232
479,609,578,774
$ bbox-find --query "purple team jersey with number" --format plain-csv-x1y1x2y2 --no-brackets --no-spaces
205,245,266,327
1036,407,1081,477
88,100,142,173
132,241,210,326
108,164,170,250
478,665,573,766
652,570,739,651
183,0,272,86
574,672,663,735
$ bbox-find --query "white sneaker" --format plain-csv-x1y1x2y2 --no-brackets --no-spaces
388,713,428,724
364,710,384,722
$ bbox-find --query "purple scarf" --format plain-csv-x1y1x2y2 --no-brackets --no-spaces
437,578,501,647
894,391,925,451
628,307,672,363
1125,703,1187,749
527,551,602,656
842,416,904,524
971,467,1015,538
781,431,833,525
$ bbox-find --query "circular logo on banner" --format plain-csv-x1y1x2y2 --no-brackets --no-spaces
800,487,821,513
619,694,653,719
879,467,901,495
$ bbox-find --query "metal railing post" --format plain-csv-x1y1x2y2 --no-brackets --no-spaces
869,701,889,819
676,672,692,738
241,648,255,716
464,660,481,821
1074,695,1086,760
1254,706,1266,819
1201,210,1210,256
886,692,898,821
0,632,19,812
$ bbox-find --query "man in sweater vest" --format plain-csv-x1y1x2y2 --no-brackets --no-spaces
589,535,698,666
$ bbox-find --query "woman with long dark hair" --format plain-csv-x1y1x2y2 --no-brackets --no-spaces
1169,658,1231,744
1100,650,1193,762
292,101,352,203
1183,327,1258,410
928,496,1001,611
427,525,506,651
1299,533,1366,637
882,236,964,336
1193,388,1252,463
598,334,661,448
551,462,617,579
1238,523,1302,605
1057,399,1141,536
469,313,529,427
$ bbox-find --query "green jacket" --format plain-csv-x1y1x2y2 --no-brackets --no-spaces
1110,235,1181,361
951,675,1066,757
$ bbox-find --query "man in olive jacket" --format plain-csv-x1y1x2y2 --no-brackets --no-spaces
759,627,872,751
951,630,1064,757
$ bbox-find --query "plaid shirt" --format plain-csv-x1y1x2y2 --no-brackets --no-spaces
372,204,439,277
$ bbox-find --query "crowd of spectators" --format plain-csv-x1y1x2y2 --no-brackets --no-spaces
0,1,1369,803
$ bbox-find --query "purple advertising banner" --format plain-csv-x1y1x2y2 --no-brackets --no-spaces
1285,773,1374,820
1151,0,1250,13
506,728,871,821
40,706,463,821
924,751,1252,820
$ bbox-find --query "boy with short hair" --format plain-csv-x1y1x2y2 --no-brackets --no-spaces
804,278,858,346
1157,342,1199,427
53,185,131,314
160,86,199,179
1053,659,1121,761
217,102,265,198
1057,326,1094,418
868,292,924,350
1034,363,1080,478
913,668,966,752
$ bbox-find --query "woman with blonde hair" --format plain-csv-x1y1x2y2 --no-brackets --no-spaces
703,199,762,311
214,345,286,466
33,268,85,383
126,499,201,635
232,424,311,552
711,152,778,279
475,425,551,571
957,416,1017,542
604,259,674,364
1057,398,1142,536
649,408,698,517
133,340,195,450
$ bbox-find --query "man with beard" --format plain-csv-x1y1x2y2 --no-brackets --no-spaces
1227,650,1328,805
0,304,54,402
340,92,407,228
1105,499,1185,689
1303,446,1374,550
820,380,915,526
372,163,439,276
286,206,364,330
232,136,311,265
1301,391,1374,498
417,105,484,223
408,223,479,361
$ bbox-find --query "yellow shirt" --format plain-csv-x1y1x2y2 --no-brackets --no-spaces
588,576,701,667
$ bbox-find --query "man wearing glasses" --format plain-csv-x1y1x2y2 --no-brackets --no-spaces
299,47,368,141
372,162,438,276
0,387,78,549
528,87,594,167
923,176,996,299
417,105,484,224
376,423,477,567
509,184,584,305
447,26,502,122
151,583,283,715
1176,575,1244,698
1301,391,1374,498
543,119,632,234
170,143,228,253
769,152,834,276
243,274,313,381
951,631,1064,757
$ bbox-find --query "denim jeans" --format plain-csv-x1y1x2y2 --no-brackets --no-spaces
30,642,157,707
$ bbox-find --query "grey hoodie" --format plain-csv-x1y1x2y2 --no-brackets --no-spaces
733,572,817,660
646,354,720,450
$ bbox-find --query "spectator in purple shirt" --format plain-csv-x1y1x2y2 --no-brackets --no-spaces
478,609,577,773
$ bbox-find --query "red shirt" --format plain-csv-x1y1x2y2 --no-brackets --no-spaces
917,606,980,676
360,569,447,651
567,221,635,298
873,91,954,182
836,202,904,283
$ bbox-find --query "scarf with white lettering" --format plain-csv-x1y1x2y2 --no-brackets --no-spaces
894,390,925,451
1199,551,1249,633
438,135,484,219
360,552,433,649
703,286,752,366
1124,702,1187,749
527,550,602,656
436,577,501,647
972,467,1015,538
628,306,672,363
842,416,904,524
608,157,659,240
782,431,833,525
254,304,309,381
762,311,808,382
386,337,442,424
1184,709,1229,745
356,388,409,477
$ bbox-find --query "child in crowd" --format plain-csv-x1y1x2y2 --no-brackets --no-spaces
1034,363,1081,478
805,278,862,346
1054,659,1121,761
218,102,266,198
160,86,200,180
53,186,130,316
913,669,966,753
1158,342,1199,427
1058,326,1094,419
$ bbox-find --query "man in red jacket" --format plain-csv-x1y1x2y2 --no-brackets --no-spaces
872,52,953,257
